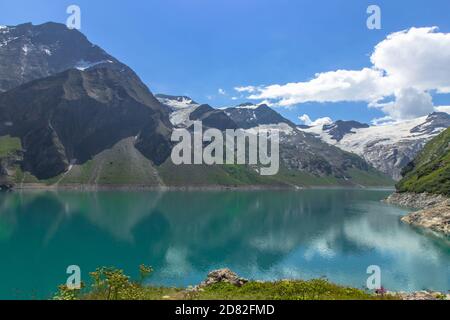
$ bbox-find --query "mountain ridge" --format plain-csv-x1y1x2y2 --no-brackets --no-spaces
0,22,394,188
300,112,450,180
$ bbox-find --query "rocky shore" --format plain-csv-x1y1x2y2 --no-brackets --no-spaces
385,192,450,236
385,192,448,209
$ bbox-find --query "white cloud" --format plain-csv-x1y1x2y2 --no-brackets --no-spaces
218,88,226,95
234,86,257,93
299,114,333,127
249,68,390,106
238,27,450,121
372,87,434,120
371,27,450,93
435,105,450,114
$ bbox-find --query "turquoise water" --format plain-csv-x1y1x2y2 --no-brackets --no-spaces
0,189,448,299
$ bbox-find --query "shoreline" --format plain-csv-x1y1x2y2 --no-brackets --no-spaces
385,192,450,237
8,183,396,192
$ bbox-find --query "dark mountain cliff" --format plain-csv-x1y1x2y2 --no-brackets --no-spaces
0,67,172,179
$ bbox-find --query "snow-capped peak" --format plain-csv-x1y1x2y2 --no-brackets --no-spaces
155,94,199,110
299,113,450,180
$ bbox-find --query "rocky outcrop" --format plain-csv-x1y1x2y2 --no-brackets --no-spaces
395,291,450,300
197,269,248,288
401,201,450,236
386,192,450,236
385,192,448,209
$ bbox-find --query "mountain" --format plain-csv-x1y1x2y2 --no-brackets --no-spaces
189,104,238,130
396,127,450,196
0,22,392,188
0,22,130,92
156,94,200,127
155,94,199,110
224,103,296,129
154,98,393,187
322,120,369,142
301,112,450,180
0,67,172,180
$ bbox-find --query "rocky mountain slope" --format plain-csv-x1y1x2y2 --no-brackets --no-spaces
301,113,450,180
0,22,130,92
224,103,296,129
396,127,450,196
154,96,392,186
385,128,450,236
0,22,393,188
0,67,173,180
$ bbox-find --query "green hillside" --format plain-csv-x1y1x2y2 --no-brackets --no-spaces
397,127,450,196
1,136,393,188
0,136,21,158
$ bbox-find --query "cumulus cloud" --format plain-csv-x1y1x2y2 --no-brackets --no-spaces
435,105,450,114
371,27,450,93
299,114,333,127
372,87,435,121
250,68,390,106
237,27,450,122
234,86,257,93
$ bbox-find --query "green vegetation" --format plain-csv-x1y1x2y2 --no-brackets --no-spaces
0,135,21,157
158,161,393,188
346,167,394,187
397,128,450,196
54,266,396,301
3,135,393,188
44,138,162,186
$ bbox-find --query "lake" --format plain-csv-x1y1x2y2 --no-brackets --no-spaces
0,189,449,299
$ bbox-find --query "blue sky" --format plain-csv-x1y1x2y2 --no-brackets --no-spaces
1,0,450,124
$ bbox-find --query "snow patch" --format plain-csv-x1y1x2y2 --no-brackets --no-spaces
300,115,446,156
158,96,199,110
75,59,113,71
0,36,18,47
236,104,261,110
169,106,199,126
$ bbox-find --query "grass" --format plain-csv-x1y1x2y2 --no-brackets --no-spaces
346,168,394,187
54,266,397,301
158,161,394,188
0,135,21,157
4,135,393,188
182,280,394,300
397,127,450,196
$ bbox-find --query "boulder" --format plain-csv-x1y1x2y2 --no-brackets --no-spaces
198,269,248,288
